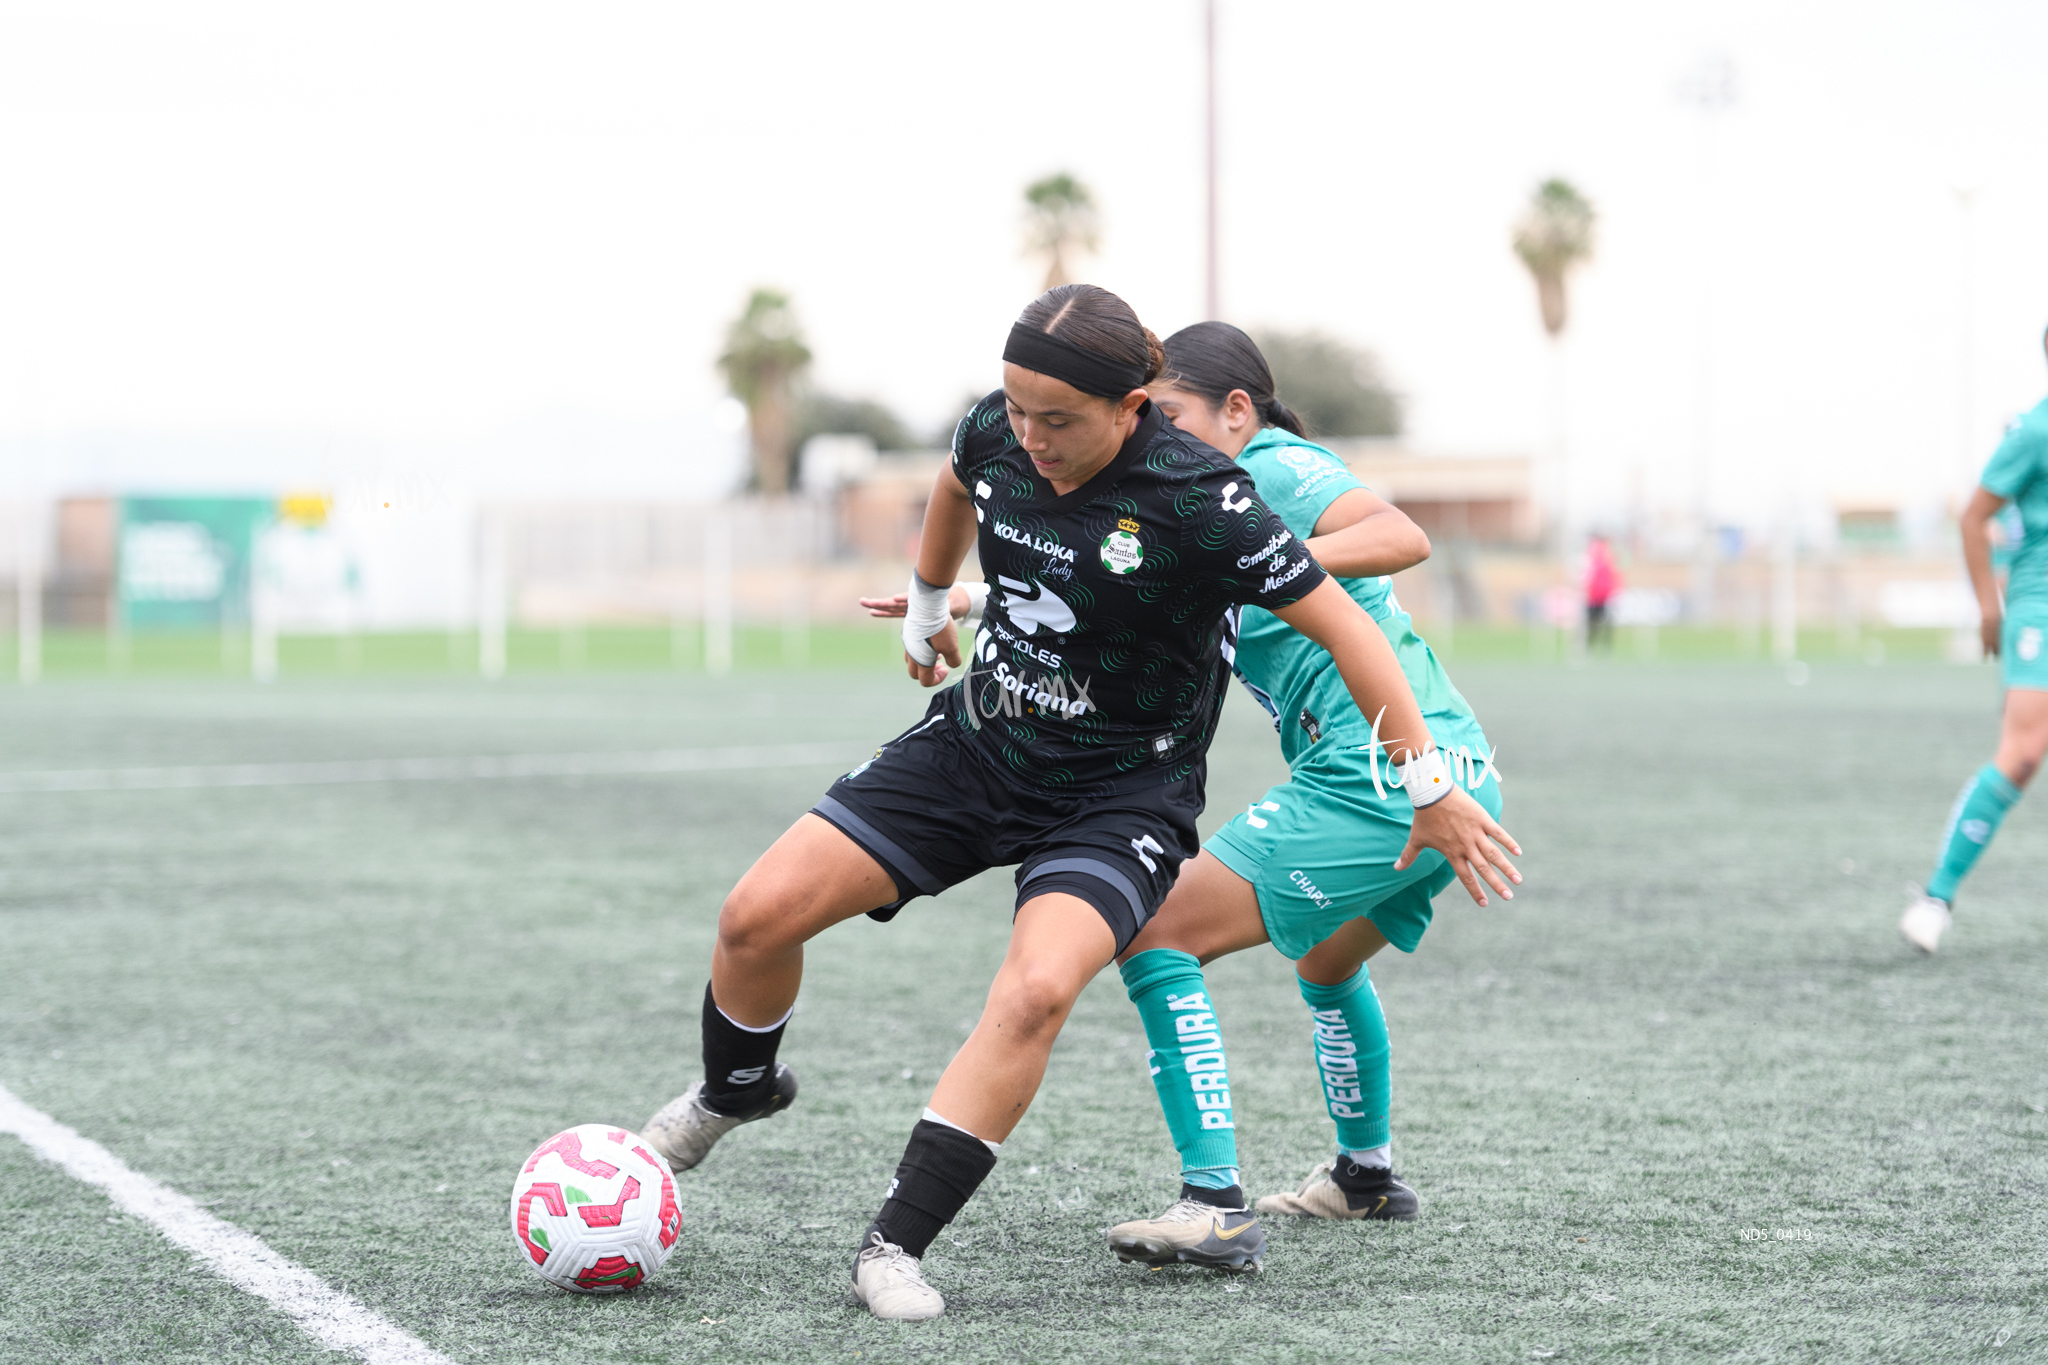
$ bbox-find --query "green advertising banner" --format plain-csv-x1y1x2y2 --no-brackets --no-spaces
118,497,276,631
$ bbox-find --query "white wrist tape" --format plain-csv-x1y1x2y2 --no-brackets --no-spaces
958,580,989,623
902,573,951,666
1397,747,1453,809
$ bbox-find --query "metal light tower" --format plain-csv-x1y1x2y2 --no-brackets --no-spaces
1675,52,1737,624
1203,0,1220,320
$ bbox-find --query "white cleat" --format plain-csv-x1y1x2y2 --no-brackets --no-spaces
1900,893,1951,954
641,1063,797,1173
851,1231,945,1321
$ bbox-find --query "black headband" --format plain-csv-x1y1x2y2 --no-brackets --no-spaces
1002,322,1148,399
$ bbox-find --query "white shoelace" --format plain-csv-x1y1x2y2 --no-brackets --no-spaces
1158,1198,1230,1224
860,1233,926,1281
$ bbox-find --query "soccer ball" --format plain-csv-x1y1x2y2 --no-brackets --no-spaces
509,1124,682,1292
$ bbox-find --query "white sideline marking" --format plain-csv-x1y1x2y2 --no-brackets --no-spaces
0,1081,455,1365
0,741,868,794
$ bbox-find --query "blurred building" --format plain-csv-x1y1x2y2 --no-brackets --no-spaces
0,444,1986,644
1327,441,1541,547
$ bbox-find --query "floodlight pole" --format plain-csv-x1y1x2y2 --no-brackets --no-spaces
1203,0,1220,321
1677,53,1736,625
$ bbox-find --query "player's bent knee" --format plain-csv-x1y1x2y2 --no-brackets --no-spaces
988,967,1078,1041
716,881,800,961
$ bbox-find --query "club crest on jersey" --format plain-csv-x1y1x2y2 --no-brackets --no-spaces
1100,518,1145,575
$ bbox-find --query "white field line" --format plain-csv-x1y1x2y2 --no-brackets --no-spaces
0,1081,455,1365
0,741,869,794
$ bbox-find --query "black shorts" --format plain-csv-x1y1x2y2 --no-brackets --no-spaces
812,702,1203,954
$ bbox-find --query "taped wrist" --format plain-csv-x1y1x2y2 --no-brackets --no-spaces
902,572,952,666
958,580,989,624
1396,747,1452,809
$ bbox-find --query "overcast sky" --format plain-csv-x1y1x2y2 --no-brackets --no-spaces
1,0,2044,523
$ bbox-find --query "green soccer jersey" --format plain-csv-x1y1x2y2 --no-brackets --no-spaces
1227,426,1487,767
1982,396,2048,606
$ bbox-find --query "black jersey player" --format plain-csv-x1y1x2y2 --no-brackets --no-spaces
641,284,1513,1320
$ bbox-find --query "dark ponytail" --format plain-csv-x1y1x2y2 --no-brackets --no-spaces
1015,284,1168,389
1159,321,1307,437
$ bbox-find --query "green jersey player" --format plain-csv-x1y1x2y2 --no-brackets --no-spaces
1903,326,2048,952
1097,322,1513,1266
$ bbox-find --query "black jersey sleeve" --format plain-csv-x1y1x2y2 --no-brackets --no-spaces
1181,462,1329,611
950,389,1010,488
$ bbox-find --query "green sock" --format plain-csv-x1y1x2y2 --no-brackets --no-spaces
1297,966,1391,1154
1927,763,2020,903
1120,949,1238,1188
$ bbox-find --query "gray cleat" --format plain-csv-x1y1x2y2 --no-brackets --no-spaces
1107,1198,1265,1272
641,1063,798,1172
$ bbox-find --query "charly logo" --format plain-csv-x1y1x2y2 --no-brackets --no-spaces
1100,517,1145,575
996,575,1076,635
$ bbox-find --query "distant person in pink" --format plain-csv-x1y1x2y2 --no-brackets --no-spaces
1583,534,1619,650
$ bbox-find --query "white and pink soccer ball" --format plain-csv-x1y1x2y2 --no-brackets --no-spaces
508,1124,681,1292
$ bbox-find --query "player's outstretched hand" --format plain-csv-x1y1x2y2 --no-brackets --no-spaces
858,591,971,620
1395,784,1522,907
1982,610,2002,659
860,593,910,618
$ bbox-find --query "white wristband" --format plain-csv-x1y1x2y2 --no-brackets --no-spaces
1397,747,1453,809
902,573,951,666
958,580,989,623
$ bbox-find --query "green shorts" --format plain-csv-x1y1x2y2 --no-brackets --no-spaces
2004,604,2048,692
1205,741,1504,961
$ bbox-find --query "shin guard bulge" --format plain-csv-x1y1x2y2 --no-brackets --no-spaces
1121,950,1240,1193
871,1119,999,1258
1927,763,2020,903
1297,965,1391,1155
700,982,788,1114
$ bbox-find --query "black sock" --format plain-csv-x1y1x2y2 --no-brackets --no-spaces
869,1119,998,1258
700,982,786,1114
1179,1182,1246,1210
1330,1154,1393,1206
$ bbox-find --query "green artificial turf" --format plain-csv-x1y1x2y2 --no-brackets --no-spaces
0,661,2043,1363
0,622,1965,679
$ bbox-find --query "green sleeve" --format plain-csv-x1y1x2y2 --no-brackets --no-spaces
1981,419,2046,501
1238,443,1366,543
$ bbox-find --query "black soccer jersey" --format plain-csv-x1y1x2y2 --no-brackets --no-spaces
947,390,1328,794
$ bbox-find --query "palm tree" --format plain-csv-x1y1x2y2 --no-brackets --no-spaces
718,289,812,496
1512,178,1596,337
1512,179,1596,570
1023,173,1100,291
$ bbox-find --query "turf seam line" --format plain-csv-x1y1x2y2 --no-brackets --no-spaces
0,1081,456,1365
0,741,870,793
